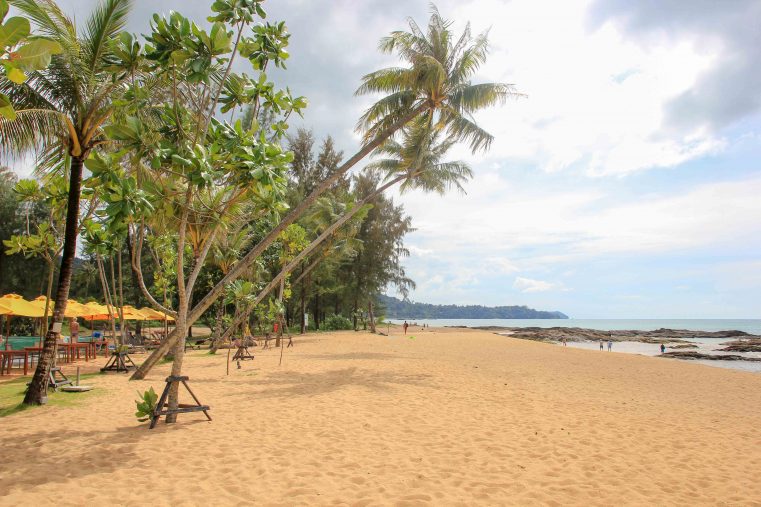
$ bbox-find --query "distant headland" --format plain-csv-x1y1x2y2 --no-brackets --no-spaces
379,295,569,319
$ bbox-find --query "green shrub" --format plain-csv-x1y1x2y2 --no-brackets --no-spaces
322,314,353,331
135,387,158,422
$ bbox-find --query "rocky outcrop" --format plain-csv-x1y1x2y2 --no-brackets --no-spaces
669,344,698,349
715,339,761,352
660,351,761,362
483,326,758,343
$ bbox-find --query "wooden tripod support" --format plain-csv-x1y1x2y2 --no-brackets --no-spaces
231,345,255,361
101,351,136,373
149,375,211,429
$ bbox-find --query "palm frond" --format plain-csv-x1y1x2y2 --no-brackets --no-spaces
448,82,523,114
0,108,67,162
82,0,133,73
441,108,494,152
10,0,77,46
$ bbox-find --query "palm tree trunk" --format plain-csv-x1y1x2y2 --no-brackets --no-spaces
299,268,306,335
24,156,85,405
97,256,118,348
368,300,376,333
314,282,320,330
109,256,124,345
118,248,126,343
43,258,54,336
275,278,284,348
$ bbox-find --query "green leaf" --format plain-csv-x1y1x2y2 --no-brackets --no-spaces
0,92,14,120
210,22,231,52
0,16,30,48
13,38,62,72
6,65,25,83
0,1,8,23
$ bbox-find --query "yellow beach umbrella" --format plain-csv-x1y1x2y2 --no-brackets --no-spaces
29,296,89,318
0,300,13,315
65,299,91,318
138,307,174,322
0,294,45,317
85,305,147,321
119,305,150,320
78,302,111,318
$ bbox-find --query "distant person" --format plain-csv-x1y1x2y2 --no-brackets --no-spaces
660,343,666,354
599,339,604,351
403,321,408,335
562,337,567,347
69,317,80,342
607,340,612,352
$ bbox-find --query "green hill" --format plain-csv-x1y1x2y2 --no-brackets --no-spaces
378,294,568,320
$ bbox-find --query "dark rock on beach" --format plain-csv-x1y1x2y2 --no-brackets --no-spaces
484,326,758,343
660,351,761,362
716,339,761,352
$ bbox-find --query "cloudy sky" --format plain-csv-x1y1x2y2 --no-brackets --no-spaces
18,0,761,318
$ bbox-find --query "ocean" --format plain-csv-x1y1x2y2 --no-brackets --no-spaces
386,318,761,334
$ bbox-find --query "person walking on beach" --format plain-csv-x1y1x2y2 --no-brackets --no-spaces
660,343,666,354
599,339,604,351
403,321,409,335
607,339,613,352
562,337,567,346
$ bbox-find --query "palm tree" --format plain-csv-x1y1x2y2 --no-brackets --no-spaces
132,4,519,379
355,5,521,151
0,0,133,405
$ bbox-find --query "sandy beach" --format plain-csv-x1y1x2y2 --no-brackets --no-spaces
2,326,761,506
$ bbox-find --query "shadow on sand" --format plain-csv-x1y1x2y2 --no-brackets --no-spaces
228,367,432,399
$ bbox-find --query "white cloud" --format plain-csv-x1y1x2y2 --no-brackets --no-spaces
441,0,725,176
513,277,561,293
398,173,761,265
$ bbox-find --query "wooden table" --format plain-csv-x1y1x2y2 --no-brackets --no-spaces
60,342,91,361
0,349,29,375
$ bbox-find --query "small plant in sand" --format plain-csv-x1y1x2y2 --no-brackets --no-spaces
134,387,158,422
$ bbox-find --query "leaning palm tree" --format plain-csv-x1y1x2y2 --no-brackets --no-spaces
0,0,133,405
132,4,520,379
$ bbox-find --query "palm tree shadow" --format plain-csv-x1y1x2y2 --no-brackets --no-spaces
300,352,402,361
0,421,205,496
232,367,432,399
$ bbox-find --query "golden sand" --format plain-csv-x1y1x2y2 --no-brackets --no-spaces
2,327,761,506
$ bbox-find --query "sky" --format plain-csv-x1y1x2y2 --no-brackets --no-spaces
12,0,761,318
